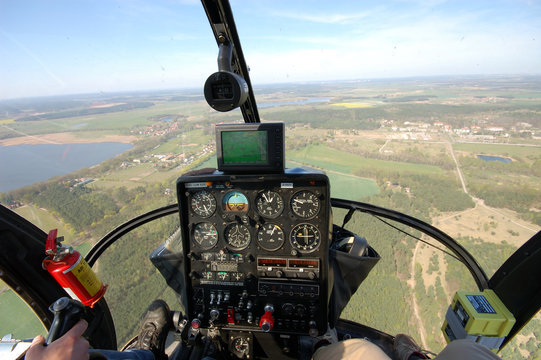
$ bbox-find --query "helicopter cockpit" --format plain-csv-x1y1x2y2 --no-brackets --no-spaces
0,0,540,360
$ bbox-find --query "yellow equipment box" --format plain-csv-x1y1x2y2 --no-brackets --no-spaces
442,289,515,351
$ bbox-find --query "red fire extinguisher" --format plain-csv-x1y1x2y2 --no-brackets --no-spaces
42,229,106,307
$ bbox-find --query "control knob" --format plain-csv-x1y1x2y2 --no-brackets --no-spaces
210,309,220,321
259,311,274,332
259,304,274,332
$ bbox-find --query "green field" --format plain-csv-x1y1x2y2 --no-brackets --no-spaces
194,155,217,170
153,129,212,154
289,144,444,175
14,205,73,240
0,288,46,339
76,242,92,257
105,163,156,182
326,172,379,201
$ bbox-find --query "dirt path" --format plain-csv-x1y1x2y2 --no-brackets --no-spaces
408,241,428,349
378,138,391,153
27,205,44,228
447,141,468,194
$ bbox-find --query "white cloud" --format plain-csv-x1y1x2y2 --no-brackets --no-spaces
270,10,373,25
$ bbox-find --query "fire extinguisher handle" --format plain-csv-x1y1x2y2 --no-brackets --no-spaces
45,297,87,344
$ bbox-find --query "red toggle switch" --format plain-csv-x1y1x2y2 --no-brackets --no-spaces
227,308,235,324
259,311,274,332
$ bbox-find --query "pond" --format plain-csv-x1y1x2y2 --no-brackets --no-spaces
477,154,512,163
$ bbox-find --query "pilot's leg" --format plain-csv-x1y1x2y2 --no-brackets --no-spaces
434,339,501,360
312,338,391,360
89,349,154,360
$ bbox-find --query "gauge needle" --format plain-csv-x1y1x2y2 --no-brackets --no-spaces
263,192,270,202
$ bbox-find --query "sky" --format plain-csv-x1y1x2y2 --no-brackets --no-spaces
0,0,540,100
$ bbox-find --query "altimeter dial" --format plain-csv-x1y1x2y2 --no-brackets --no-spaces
257,223,285,251
290,223,321,253
191,191,217,218
256,190,284,218
193,222,219,249
291,190,320,219
225,223,251,250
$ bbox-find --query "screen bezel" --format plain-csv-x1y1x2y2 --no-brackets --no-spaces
216,122,284,173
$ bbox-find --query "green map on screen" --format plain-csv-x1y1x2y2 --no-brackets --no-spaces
222,130,268,165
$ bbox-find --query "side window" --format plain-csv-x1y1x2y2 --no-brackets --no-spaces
0,279,47,339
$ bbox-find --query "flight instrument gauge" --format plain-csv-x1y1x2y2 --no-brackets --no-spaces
290,223,321,253
191,191,217,218
291,190,320,219
225,223,251,250
231,336,250,358
257,223,285,251
193,222,219,249
223,191,249,212
255,190,284,218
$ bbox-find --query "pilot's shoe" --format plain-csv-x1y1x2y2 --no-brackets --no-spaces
393,334,429,360
312,325,338,352
134,299,172,360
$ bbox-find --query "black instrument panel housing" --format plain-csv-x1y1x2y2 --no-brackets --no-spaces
176,169,331,336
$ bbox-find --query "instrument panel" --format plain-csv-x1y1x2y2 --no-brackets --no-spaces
176,169,331,336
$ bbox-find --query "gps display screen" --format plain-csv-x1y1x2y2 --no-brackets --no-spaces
221,130,268,165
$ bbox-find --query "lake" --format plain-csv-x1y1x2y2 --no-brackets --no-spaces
477,154,512,163
0,142,133,192
258,97,331,108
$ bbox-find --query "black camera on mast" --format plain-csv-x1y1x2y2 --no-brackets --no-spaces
204,33,248,112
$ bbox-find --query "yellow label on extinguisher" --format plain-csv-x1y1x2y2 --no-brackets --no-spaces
64,256,102,296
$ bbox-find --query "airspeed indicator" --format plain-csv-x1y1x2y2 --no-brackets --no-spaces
191,191,217,218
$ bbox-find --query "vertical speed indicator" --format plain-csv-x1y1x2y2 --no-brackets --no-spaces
257,223,285,251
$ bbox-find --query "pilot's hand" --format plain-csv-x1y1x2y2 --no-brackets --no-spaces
26,320,89,360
